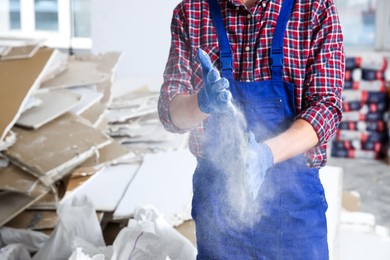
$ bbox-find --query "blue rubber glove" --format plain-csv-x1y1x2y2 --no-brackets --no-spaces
197,49,233,114
246,131,274,200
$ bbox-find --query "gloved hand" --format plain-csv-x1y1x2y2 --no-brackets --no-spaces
197,49,233,114
246,131,274,200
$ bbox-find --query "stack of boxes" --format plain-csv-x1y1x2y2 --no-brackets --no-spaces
331,55,389,160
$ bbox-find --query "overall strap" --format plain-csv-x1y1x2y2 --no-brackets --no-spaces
208,0,234,80
270,0,295,83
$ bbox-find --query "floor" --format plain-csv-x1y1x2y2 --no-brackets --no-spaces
327,157,390,230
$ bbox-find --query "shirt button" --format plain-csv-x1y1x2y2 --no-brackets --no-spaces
247,14,251,19
245,46,250,51
262,1,267,8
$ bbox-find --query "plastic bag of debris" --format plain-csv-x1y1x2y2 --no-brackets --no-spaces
0,227,48,253
32,195,105,260
0,244,31,260
69,205,196,260
111,206,196,260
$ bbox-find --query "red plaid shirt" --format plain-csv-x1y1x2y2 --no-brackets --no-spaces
158,0,345,167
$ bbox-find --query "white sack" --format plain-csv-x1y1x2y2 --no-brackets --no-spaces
111,206,196,260
0,244,32,260
33,195,105,260
0,227,48,253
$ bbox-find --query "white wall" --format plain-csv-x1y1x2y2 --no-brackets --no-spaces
91,0,180,86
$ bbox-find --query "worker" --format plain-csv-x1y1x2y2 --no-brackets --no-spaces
158,0,344,259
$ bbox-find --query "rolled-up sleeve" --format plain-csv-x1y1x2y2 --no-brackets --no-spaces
158,5,196,134
296,0,345,144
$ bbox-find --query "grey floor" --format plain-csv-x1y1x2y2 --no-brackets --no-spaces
327,157,390,230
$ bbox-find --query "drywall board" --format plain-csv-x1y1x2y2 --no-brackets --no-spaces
65,167,102,193
28,191,59,210
39,50,68,83
0,47,57,143
0,44,41,61
20,95,42,113
0,190,47,227
0,46,11,56
61,163,140,212
40,59,110,89
0,163,49,197
113,149,196,223
16,90,82,129
96,79,113,106
4,113,111,186
4,210,58,230
0,131,16,152
105,106,157,123
75,52,122,75
69,86,104,115
80,139,134,168
106,92,158,123
80,102,107,127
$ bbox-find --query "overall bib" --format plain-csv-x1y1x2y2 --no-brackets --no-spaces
191,0,329,259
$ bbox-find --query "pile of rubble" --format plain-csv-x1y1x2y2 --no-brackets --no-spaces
0,38,194,259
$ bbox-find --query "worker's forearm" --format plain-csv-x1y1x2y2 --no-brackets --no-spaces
264,119,319,164
169,93,208,129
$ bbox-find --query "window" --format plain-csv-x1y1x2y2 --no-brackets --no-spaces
335,0,390,51
0,0,91,49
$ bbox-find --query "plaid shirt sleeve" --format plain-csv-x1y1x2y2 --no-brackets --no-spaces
158,3,197,134
295,0,345,145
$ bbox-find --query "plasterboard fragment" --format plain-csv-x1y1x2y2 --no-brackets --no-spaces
0,163,49,197
0,47,57,143
0,44,41,61
113,150,196,225
0,131,16,152
0,190,48,227
80,138,134,168
61,163,140,212
40,58,110,89
4,113,111,185
4,210,58,230
16,89,82,129
69,86,104,115
80,102,107,127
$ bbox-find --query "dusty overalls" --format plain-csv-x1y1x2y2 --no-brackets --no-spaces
191,0,329,259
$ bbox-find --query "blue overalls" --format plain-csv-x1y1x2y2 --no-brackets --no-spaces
191,0,329,259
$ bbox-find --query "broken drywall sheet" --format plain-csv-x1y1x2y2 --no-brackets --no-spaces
79,138,135,169
113,149,196,225
0,46,11,56
75,52,121,76
69,86,104,115
3,113,112,186
20,95,42,114
106,91,159,123
0,131,16,152
39,50,68,83
0,163,55,227
0,47,59,143
4,210,58,231
0,190,48,227
61,163,140,212
105,102,158,123
40,58,110,89
80,102,107,127
0,163,49,198
0,44,42,61
16,89,82,129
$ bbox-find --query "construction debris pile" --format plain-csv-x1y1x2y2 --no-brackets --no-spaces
0,38,195,259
